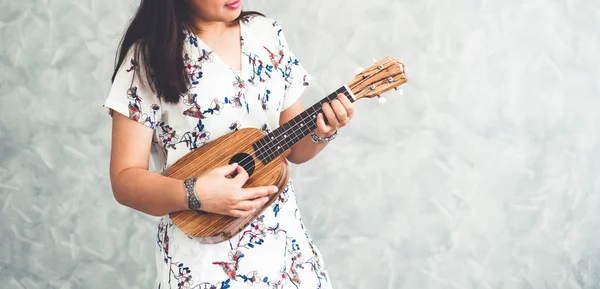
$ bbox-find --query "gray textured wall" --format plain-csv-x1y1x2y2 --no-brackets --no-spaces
1,0,599,288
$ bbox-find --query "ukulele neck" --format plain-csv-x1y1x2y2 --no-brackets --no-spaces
253,86,355,164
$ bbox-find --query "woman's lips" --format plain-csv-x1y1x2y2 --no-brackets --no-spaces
226,0,241,9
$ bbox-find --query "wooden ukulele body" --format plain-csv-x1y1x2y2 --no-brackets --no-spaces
166,128,290,244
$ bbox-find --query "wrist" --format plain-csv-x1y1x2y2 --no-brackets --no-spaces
310,130,338,143
179,179,189,211
314,130,336,138
183,177,202,211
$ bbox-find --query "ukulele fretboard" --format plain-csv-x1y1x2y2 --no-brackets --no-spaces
253,86,354,164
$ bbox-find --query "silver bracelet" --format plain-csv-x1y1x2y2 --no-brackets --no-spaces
184,178,202,211
309,130,338,143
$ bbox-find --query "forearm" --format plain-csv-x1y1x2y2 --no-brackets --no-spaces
279,93,351,164
110,167,187,217
286,135,329,164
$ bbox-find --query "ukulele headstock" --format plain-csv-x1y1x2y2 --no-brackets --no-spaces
347,57,407,103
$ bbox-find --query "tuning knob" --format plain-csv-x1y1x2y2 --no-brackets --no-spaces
394,87,404,96
372,58,378,63
355,67,365,74
377,96,387,104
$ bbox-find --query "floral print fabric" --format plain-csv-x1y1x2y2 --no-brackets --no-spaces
103,15,332,289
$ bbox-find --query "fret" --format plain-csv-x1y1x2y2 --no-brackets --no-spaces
252,142,260,160
253,137,262,150
268,130,280,157
256,148,265,162
286,121,298,145
289,126,302,145
299,120,310,135
288,117,297,128
261,135,271,159
282,122,291,140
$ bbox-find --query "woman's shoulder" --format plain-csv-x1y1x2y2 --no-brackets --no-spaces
241,14,284,38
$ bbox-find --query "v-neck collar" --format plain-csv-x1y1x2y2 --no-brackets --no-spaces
187,19,247,80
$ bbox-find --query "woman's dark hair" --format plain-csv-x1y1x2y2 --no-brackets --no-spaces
111,0,263,104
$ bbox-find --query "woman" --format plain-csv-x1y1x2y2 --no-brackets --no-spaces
104,0,353,288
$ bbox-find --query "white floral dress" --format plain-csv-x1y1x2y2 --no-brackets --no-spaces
103,15,332,289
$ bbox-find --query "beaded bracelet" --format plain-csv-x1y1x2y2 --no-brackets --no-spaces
309,130,338,143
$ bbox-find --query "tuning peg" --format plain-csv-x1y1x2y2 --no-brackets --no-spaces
394,87,404,96
377,95,387,104
355,67,365,74
372,58,378,64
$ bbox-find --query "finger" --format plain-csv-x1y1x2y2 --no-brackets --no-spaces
316,113,331,133
337,93,354,119
228,209,256,218
235,196,270,211
337,93,349,102
322,102,340,128
232,165,249,184
243,185,278,200
215,162,239,175
330,99,348,125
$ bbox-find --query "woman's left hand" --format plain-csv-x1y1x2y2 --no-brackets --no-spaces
315,93,354,138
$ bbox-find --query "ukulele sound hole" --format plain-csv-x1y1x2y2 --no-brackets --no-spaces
228,153,255,178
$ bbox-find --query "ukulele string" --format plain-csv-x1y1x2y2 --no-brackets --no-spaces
237,89,354,167
232,90,354,171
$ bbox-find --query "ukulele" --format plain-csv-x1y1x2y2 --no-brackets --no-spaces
167,57,407,243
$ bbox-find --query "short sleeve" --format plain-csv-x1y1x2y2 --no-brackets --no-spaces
273,22,313,111
103,45,162,129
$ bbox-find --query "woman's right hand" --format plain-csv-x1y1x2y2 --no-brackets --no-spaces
193,163,278,218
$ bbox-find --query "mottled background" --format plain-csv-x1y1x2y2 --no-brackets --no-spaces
1,0,600,288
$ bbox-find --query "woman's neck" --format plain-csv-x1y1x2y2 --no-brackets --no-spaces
189,18,237,39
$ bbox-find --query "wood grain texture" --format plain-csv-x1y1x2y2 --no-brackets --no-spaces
167,128,290,243
347,57,407,101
